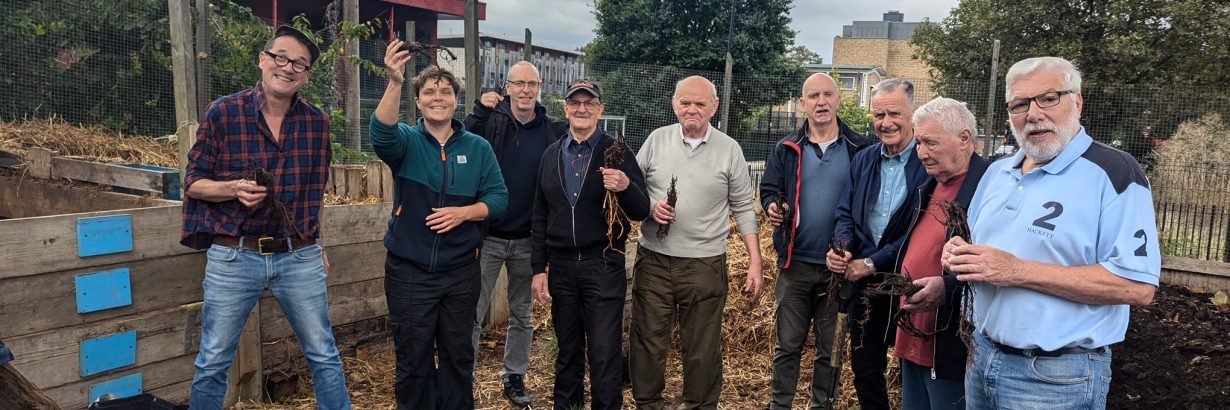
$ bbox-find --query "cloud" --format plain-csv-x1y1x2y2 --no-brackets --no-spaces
438,0,960,61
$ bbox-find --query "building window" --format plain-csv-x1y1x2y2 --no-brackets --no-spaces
837,77,856,91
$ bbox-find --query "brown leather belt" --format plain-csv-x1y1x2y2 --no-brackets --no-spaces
212,235,315,255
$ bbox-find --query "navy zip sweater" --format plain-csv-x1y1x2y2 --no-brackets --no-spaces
370,116,508,272
531,131,650,273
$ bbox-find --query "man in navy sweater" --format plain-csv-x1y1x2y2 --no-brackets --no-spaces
530,80,650,410
827,79,931,410
463,61,567,408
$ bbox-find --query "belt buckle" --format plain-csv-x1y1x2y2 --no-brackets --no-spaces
257,236,276,256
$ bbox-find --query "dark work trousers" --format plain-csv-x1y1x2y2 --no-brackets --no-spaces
847,291,893,410
769,260,840,409
384,252,480,410
547,254,628,410
629,246,728,410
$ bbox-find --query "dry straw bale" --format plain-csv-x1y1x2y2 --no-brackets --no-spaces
1150,114,1230,206
0,117,177,167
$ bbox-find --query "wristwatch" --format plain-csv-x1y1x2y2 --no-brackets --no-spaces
863,258,876,272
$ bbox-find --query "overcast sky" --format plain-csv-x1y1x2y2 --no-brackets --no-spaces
438,0,961,63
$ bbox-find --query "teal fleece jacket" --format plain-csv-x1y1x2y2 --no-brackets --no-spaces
370,116,508,272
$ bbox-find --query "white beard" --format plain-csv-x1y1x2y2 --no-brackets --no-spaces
1013,111,1082,162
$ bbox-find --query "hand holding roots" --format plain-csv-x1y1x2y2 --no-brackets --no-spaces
655,176,678,240
237,166,301,239
603,134,630,254
773,195,793,240
933,200,976,347
397,41,457,64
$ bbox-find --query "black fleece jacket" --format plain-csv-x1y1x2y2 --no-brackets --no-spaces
463,97,568,238
531,131,650,273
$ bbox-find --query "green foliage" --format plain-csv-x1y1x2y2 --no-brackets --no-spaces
910,0,1230,159
0,0,175,135
838,92,873,136
584,0,807,142
787,45,823,65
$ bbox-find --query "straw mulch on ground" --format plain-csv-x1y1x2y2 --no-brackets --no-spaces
0,117,177,167
239,216,903,409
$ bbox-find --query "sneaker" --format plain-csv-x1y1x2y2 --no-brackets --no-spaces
503,374,532,407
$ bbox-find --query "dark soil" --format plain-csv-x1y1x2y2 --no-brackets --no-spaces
1109,284,1230,409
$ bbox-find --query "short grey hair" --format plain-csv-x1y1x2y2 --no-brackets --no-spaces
1005,57,1082,101
673,76,718,101
913,97,977,146
871,78,916,107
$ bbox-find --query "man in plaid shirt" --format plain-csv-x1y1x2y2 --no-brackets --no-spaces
181,25,350,410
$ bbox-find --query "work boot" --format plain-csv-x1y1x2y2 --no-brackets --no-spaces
503,373,532,408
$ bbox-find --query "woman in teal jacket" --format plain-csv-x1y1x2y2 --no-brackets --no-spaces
370,39,508,410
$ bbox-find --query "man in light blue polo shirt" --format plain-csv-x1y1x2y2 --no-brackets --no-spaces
943,56,1160,409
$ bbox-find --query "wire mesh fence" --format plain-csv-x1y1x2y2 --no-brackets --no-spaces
2,0,1229,261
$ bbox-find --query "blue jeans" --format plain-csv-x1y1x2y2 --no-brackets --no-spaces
965,332,1112,410
190,243,350,410
900,359,963,410
472,236,535,379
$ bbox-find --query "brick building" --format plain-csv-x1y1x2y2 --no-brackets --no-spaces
832,11,935,100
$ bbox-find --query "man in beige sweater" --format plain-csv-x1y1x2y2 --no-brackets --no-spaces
629,75,765,410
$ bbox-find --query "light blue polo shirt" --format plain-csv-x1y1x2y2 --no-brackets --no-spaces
869,139,916,244
967,128,1161,351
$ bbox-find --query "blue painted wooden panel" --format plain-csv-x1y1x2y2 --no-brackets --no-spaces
77,215,133,257
88,373,143,403
75,268,133,313
80,330,137,377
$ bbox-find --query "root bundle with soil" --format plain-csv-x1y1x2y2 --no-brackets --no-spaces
234,165,301,239
602,133,630,254
655,175,678,240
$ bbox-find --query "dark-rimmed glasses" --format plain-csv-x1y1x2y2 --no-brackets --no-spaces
1006,90,1073,114
263,51,312,73
506,80,542,89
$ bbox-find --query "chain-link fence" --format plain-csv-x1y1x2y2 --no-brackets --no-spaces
3,0,1229,261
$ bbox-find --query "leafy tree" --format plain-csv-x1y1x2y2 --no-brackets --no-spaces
787,45,823,65
584,0,807,147
910,0,1230,159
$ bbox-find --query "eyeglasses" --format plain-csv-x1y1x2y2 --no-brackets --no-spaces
263,51,312,73
506,80,542,89
565,99,602,110
1006,90,1073,114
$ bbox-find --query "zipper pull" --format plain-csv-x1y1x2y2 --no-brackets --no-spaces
440,144,446,162
931,368,937,380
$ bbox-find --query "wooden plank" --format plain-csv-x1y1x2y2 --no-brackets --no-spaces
225,308,261,406
6,303,201,390
0,253,205,338
168,0,198,183
28,147,55,179
52,157,172,196
0,364,58,410
0,204,188,280
321,202,392,246
344,166,365,199
330,165,345,196
1161,256,1230,292
0,175,177,218
261,315,390,378
260,276,386,342
144,379,190,408
366,160,383,201
381,162,395,202
1162,255,1230,278
42,354,195,410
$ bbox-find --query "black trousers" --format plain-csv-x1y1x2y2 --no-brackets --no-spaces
384,252,480,410
847,292,893,410
548,254,628,410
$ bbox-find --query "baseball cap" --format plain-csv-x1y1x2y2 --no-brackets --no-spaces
273,25,321,66
565,80,601,99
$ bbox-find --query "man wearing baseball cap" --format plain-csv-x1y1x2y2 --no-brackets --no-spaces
531,80,649,409
183,24,350,409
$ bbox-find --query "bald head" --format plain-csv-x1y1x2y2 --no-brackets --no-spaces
800,73,842,131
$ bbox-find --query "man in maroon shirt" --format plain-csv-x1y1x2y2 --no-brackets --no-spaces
893,97,989,409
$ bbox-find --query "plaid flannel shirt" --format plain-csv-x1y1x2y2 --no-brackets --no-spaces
180,81,332,249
